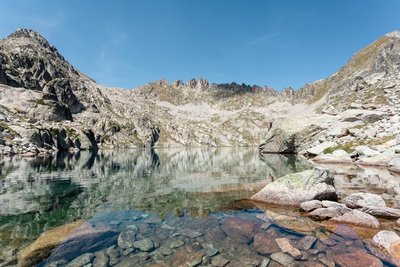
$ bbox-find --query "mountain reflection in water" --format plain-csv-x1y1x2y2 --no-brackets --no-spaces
0,147,310,259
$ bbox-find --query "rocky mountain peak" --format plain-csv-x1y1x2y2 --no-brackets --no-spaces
386,30,400,38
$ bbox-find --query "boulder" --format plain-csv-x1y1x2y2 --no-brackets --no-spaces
360,206,400,219
333,251,383,267
313,149,353,164
343,193,386,209
306,141,336,156
365,231,400,267
389,156,400,173
300,200,323,212
251,168,337,206
307,206,350,220
355,146,380,157
259,126,298,153
357,150,395,166
329,209,380,228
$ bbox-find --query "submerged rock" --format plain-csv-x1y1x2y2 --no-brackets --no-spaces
17,220,84,267
365,231,400,267
251,168,337,206
275,237,302,258
333,251,383,267
221,217,261,243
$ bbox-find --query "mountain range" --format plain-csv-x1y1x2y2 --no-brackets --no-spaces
0,29,399,156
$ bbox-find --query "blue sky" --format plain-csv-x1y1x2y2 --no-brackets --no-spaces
0,0,399,90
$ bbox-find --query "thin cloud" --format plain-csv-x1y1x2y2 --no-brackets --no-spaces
246,31,281,46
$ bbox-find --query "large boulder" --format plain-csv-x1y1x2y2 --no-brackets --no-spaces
251,168,337,206
259,126,297,153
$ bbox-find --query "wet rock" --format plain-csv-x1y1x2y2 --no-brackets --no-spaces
265,210,320,233
365,231,400,267
181,228,203,239
275,237,301,258
133,238,154,252
360,206,400,219
221,217,261,243
270,252,295,266
300,200,323,212
115,252,149,266
46,224,119,262
211,255,229,267
251,168,337,206
65,253,93,267
203,244,219,257
158,245,173,256
168,238,185,249
343,193,386,209
93,251,109,267
330,209,380,228
333,250,383,267
297,236,317,250
170,245,204,267
17,220,84,267
117,230,137,249
318,253,335,267
254,233,280,255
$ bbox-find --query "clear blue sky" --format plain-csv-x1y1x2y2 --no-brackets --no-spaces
0,0,399,90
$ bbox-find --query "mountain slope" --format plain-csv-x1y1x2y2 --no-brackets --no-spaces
0,29,399,156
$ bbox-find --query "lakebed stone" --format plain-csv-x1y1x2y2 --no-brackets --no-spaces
333,250,383,267
275,237,302,258
221,217,261,243
365,231,400,267
17,220,84,267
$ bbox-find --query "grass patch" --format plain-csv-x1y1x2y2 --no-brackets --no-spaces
323,134,396,154
28,99,48,106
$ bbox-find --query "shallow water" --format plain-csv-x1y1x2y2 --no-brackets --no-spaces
0,148,397,266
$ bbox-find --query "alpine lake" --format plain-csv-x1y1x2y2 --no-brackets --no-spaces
0,148,399,267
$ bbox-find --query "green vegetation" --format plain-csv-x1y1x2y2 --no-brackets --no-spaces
0,122,20,138
28,98,48,106
323,134,396,154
